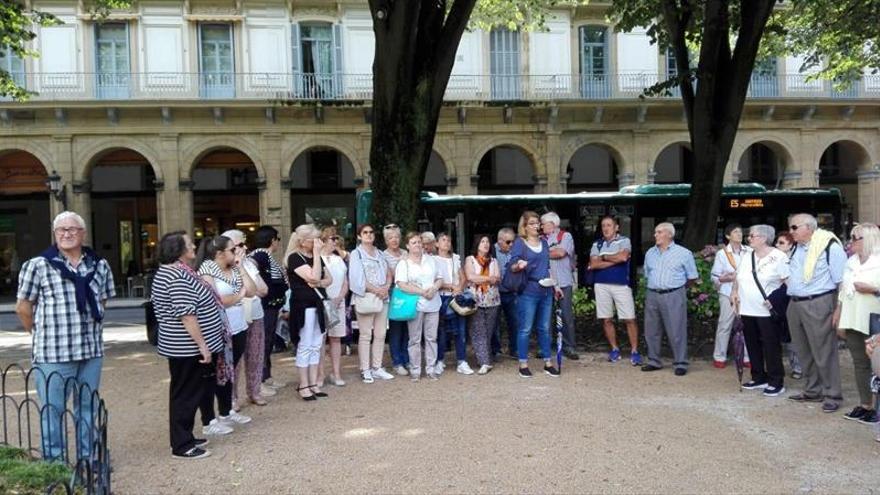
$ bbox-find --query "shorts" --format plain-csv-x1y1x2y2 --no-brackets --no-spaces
595,283,635,320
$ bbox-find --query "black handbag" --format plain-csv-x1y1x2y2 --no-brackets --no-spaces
144,301,159,346
750,251,787,325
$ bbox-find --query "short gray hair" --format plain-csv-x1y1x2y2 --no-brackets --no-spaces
52,211,86,231
748,224,776,246
791,213,818,232
540,212,560,227
497,227,514,239
656,222,675,237
420,231,436,242
222,229,245,243
382,224,401,240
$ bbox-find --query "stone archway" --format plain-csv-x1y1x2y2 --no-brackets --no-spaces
476,145,537,194
566,143,621,192
653,142,694,184
289,146,358,239
191,147,261,240
737,141,790,189
819,140,872,225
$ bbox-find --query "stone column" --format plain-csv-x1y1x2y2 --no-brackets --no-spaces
260,133,284,232
158,134,190,234
454,132,476,195
857,168,880,224
631,130,651,184
544,131,563,194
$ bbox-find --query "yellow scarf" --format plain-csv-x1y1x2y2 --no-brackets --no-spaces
802,229,841,282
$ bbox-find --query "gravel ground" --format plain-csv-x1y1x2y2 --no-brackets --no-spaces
2,326,880,494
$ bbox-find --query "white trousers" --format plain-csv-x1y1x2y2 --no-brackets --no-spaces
296,308,325,368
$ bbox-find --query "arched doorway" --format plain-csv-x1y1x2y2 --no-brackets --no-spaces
89,149,159,281
819,140,870,225
290,147,357,240
653,143,694,184
424,151,448,194
566,144,620,192
477,145,535,194
738,142,784,188
192,148,260,241
0,150,50,295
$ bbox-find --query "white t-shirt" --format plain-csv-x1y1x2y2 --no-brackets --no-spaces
395,255,442,313
214,276,248,334
434,253,461,296
322,254,348,299
736,248,790,317
241,259,264,320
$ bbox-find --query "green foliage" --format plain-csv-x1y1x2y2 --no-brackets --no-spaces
571,286,595,320
0,445,72,494
470,0,588,32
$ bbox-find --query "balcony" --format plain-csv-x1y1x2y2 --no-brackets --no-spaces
3,72,879,103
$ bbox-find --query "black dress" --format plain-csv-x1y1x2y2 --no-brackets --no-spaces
287,252,328,333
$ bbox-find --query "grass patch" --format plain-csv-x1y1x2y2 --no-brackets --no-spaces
0,445,72,494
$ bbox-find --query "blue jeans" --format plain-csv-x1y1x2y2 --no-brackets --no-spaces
437,295,467,363
34,357,103,461
493,292,518,355
388,319,410,367
517,291,552,363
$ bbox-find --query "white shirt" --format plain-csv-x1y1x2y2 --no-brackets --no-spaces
322,254,347,299
434,253,461,296
395,255,442,313
214,276,248,334
241,259,264,320
711,243,750,298
736,248,790,317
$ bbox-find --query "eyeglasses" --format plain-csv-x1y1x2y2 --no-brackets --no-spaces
526,221,540,227
383,224,398,230
789,224,802,231
235,242,246,249
361,230,374,235
852,236,864,241
54,227,83,236
330,236,340,241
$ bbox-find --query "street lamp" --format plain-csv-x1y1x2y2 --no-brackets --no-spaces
46,170,67,210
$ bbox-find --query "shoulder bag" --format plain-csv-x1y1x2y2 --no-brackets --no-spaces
750,251,785,325
353,249,384,315
388,259,419,321
298,253,342,329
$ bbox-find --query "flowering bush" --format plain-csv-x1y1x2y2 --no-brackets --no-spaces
632,245,721,325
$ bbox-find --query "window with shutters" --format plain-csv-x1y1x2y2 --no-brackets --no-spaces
579,25,609,98
95,23,130,99
490,29,520,100
199,24,235,99
749,57,778,97
292,22,343,99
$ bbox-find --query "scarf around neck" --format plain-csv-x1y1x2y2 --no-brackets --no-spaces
40,245,103,322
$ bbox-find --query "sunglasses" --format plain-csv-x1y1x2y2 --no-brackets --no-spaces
361,230,374,235
852,236,864,241
384,224,398,230
502,240,513,245
789,224,802,231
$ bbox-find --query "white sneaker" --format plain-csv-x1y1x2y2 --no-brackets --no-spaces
260,384,277,397
435,361,445,375
266,378,286,389
457,361,475,375
220,410,252,425
394,365,410,376
477,364,492,375
330,375,346,387
362,370,374,384
372,367,395,380
202,419,233,436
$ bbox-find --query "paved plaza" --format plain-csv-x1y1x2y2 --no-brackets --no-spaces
2,324,879,494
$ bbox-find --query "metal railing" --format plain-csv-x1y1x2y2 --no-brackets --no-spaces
0,363,111,494
4,72,879,102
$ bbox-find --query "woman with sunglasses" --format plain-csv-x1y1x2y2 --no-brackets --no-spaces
382,224,411,375
349,223,394,383
509,211,560,378
195,235,257,433
834,223,880,425
319,227,350,386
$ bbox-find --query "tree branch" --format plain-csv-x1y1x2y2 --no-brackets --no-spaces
430,0,478,105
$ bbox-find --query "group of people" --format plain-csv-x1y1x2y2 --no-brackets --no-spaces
15,209,880,463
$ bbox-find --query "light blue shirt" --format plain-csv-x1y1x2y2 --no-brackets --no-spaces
644,242,698,290
786,239,846,297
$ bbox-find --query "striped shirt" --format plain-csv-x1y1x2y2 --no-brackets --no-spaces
151,264,225,358
17,253,115,364
644,242,698,290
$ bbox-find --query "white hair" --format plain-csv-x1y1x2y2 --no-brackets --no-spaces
656,222,675,237
748,224,776,246
420,231,436,242
791,213,818,232
497,227,515,239
222,229,245,243
540,212,560,227
52,211,86,231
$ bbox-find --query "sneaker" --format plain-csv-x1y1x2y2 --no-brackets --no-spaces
361,370,374,384
394,365,410,376
791,370,803,380
763,385,786,397
435,361,446,375
608,348,621,363
193,438,209,448
266,378,286,389
519,367,533,378
410,373,420,382
741,381,768,390
630,351,643,366
858,410,879,425
713,360,726,369
372,367,395,380
220,411,251,425
260,384,277,397
822,402,840,413
477,364,492,375
329,375,347,387
543,365,560,377
788,393,823,402
344,344,352,356
202,419,233,436
457,362,475,375
172,447,211,460
843,406,869,421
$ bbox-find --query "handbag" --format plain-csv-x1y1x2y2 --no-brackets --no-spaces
298,253,341,329
449,292,477,317
388,260,419,321
870,313,880,335
144,300,158,346
353,249,384,315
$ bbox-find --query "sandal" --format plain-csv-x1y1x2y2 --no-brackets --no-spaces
309,385,328,398
249,397,268,406
296,386,317,401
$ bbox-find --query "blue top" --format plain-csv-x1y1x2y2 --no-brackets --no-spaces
786,239,846,297
507,237,552,297
494,241,513,293
590,235,631,286
644,242,698,290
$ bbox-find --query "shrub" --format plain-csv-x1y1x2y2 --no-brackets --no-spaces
0,445,73,495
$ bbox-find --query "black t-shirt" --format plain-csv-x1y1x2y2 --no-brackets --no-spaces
287,252,328,332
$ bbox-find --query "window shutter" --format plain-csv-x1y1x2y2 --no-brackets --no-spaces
332,24,343,97
291,23,302,96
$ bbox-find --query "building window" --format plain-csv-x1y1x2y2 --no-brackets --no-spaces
579,25,609,98
750,57,778,97
292,23,343,99
199,24,235,99
95,23,130,99
490,28,520,100
0,47,26,90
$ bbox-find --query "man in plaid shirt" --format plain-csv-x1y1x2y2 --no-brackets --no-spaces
15,211,115,461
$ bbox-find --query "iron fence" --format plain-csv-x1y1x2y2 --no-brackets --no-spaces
0,363,111,494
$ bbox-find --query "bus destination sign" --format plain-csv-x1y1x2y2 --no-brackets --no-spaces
728,198,764,209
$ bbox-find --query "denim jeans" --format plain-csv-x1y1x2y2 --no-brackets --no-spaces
437,295,467,363
388,319,410,367
493,292,518,356
517,291,552,363
34,357,103,461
